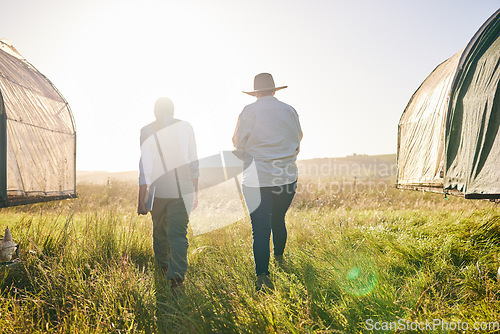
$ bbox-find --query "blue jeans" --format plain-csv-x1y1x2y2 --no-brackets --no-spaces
242,181,297,275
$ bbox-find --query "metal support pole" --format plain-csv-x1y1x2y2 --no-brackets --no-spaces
0,90,7,204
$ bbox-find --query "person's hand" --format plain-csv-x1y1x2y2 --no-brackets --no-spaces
137,201,147,215
192,192,199,211
137,184,148,215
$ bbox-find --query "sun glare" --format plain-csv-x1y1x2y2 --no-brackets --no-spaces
59,1,257,171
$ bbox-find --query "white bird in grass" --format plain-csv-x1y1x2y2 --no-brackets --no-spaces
0,227,17,262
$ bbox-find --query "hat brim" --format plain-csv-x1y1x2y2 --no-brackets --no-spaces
242,86,287,96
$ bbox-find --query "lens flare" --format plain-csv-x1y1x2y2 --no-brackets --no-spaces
344,265,377,296
333,253,378,296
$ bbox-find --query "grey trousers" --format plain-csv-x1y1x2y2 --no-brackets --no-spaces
151,198,189,280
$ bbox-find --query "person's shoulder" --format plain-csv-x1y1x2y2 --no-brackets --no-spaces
140,121,157,137
275,99,298,114
240,101,259,116
174,119,192,128
273,97,293,109
172,119,196,134
140,122,157,145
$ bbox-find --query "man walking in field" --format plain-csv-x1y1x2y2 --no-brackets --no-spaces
233,73,302,291
137,97,199,293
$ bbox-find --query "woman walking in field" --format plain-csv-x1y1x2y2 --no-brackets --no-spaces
233,73,302,291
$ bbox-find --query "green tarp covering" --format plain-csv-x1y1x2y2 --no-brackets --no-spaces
445,10,500,199
398,9,500,199
397,50,462,190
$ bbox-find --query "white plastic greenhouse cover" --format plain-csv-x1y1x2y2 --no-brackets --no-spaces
0,39,76,207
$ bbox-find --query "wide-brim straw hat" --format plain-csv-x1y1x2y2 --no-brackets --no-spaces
243,73,287,96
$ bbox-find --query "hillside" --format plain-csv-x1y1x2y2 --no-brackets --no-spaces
77,170,139,184
77,154,397,185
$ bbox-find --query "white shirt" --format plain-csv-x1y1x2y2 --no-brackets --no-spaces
139,118,199,198
233,96,302,187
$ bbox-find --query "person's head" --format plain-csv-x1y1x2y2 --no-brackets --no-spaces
243,73,287,98
154,97,174,120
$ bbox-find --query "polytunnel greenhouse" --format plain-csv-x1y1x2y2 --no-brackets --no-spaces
397,8,500,199
0,39,76,207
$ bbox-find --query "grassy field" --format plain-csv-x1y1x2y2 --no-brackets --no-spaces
0,177,500,333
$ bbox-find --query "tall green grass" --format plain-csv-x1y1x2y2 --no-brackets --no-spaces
0,179,499,333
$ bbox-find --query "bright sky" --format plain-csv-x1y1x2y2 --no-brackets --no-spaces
0,0,498,172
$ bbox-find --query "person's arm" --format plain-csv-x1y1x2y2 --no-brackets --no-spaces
292,107,303,141
137,184,148,215
298,111,303,141
187,123,200,210
138,129,154,215
232,112,249,160
192,177,199,210
232,116,242,147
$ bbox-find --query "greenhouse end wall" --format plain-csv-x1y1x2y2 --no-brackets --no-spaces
0,42,76,208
